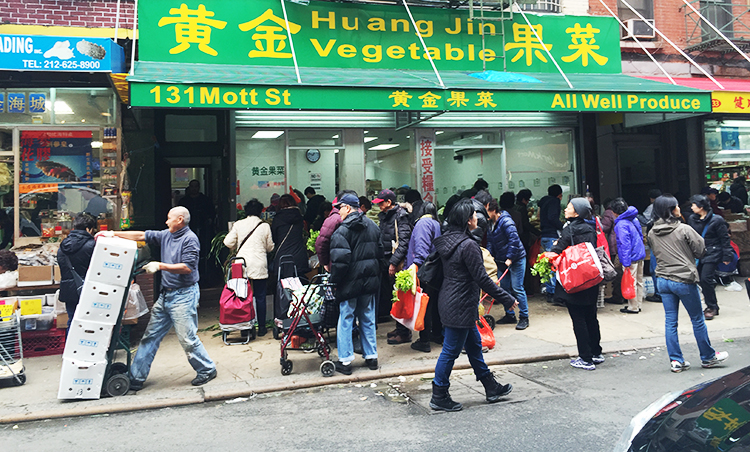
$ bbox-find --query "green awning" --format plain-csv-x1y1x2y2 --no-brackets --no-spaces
128,61,712,113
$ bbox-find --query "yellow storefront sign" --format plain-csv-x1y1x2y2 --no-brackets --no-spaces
712,91,750,113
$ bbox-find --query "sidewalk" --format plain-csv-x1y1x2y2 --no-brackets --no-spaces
2,286,749,424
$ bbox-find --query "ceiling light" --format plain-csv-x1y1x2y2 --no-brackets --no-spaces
252,131,284,139
101,112,112,117
369,144,399,151
364,130,369,134
334,149,339,153
332,134,339,139
91,141,103,148
406,135,410,139
436,130,444,135
719,150,750,154
45,100,74,115
364,137,378,143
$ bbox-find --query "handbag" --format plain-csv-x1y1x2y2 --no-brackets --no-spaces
477,315,496,350
596,246,617,282
555,241,604,294
621,269,636,300
595,218,610,258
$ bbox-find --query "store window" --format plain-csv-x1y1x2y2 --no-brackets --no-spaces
704,119,750,187
365,129,415,198
618,0,654,20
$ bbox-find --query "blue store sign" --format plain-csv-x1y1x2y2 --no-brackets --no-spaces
0,35,125,72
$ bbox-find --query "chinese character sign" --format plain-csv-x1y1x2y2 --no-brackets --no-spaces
20,131,93,184
417,132,436,203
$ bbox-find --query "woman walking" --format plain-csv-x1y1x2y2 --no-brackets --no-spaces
224,199,275,336
430,199,517,412
687,194,734,320
550,198,604,371
649,195,728,372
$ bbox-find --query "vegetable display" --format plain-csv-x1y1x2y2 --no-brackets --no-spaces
531,255,554,284
306,230,320,253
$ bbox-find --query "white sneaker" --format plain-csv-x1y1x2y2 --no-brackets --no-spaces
670,360,690,373
701,351,728,368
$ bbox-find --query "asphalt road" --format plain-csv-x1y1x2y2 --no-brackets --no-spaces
5,337,749,452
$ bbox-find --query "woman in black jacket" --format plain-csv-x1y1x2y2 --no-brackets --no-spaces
688,194,734,320
270,194,309,320
551,198,604,371
430,198,517,412
57,213,96,329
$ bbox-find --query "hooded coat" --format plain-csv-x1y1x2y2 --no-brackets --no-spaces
687,211,734,265
271,207,309,275
614,206,646,268
57,229,95,306
648,219,705,284
538,195,563,239
551,218,599,305
329,211,384,302
434,230,515,329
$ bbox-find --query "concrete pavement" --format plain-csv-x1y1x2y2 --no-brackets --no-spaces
2,284,749,424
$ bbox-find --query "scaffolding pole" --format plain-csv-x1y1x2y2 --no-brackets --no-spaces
402,0,445,88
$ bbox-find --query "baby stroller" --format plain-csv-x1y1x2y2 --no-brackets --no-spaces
219,257,257,345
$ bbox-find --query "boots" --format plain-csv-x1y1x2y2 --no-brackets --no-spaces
429,382,463,412
480,373,513,403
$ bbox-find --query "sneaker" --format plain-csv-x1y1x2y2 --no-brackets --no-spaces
516,316,529,330
335,361,353,375
191,369,217,386
364,358,378,370
570,357,595,371
670,360,690,373
592,354,605,364
702,351,728,368
387,333,412,345
498,313,517,325
410,340,431,353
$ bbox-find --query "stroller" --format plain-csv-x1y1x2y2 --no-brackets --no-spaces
219,257,257,345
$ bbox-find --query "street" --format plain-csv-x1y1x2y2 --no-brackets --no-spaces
5,336,748,452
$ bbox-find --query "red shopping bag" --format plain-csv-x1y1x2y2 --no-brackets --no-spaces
391,289,416,319
595,218,610,258
477,315,496,350
556,242,604,294
528,237,542,267
219,281,256,324
621,269,636,300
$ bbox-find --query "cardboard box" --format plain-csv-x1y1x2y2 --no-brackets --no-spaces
86,237,137,287
729,220,748,232
18,296,43,315
17,265,53,287
75,280,127,325
57,312,69,329
53,265,61,283
63,319,113,362
58,358,107,400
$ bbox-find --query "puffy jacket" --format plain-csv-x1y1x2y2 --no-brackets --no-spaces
649,219,705,284
614,206,646,268
538,195,563,238
719,196,745,215
271,207,309,275
315,207,341,268
600,209,617,257
406,215,441,268
57,230,95,306
688,211,734,264
223,216,274,280
487,211,526,263
329,211,384,302
378,205,412,266
434,230,515,329
551,218,600,305
730,181,748,206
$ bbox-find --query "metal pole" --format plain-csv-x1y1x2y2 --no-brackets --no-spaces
597,0,677,85
280,0,302,84
402,0,445,88
619,0,724,89
682,0,750,68
114,0,121,40
129,0,138,76
514,2,573,89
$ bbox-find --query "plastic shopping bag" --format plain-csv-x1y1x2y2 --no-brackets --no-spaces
123,283,149,320
621,270,636,300
477,315,496,350
556,242,604,294
391,289,416,319
413,291,430,332
391,289,428,332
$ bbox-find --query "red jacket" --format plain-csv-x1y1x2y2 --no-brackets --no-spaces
315,207,342,267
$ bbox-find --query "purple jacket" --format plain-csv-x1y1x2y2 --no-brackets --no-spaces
406,216,441,268
315,207,342,268
600,209,617,257
614,206,646,267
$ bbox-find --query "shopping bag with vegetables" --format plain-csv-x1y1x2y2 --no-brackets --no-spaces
391,265,417,319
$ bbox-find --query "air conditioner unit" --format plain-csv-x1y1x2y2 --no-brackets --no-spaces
622,19,655,39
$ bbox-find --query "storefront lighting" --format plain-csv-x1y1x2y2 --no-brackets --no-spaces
364,137,378,143
44,100,74,115
436,131,445,135
252,131,284,139
101,112,112,117
334,149,339,153
718,150,750,154
369,144,399,151
332,134,339,139
91,141,103,148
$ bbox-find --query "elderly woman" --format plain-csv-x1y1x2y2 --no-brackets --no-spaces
430,198,517,412
270,194,309,321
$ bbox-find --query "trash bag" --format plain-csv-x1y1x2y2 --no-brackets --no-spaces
123,283,149,320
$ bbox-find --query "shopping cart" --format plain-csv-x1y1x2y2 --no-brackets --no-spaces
278,273,335,377
0,311,25,386
479,268,509,330
219,257,257,345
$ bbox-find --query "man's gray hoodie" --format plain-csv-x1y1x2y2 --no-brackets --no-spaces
648,219,705,284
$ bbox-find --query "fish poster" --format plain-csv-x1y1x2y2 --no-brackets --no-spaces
20,130,93,184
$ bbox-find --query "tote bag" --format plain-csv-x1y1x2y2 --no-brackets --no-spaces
556,241,604,294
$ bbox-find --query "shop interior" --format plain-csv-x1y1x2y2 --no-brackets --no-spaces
705,119,750,189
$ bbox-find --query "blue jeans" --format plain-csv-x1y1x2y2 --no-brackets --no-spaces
656,278,716,363
434,326,490,387
252,279,267,327
541,237,557,295
649,251,659,295
337,294,377,363
130,284,215,382
500,259,528,317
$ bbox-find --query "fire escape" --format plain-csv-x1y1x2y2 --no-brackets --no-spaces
684,0,750,53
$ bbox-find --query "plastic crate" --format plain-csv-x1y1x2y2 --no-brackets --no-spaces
22,327,66,357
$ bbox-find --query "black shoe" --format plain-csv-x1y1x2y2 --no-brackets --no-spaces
545,293,555,304
191,369,217,386
552,299,566,307
498,313,517,325
386,328,399,339
604,297,625,305
129,379,144,391
335,361,353,375
257,325,268,337
516,316,529,330
429,382,463,412
480,373,513,403
387,333,412,345
365,358,378,370
620,307,640,314
411,340,431,353
430,335,444,346
645,294,662,303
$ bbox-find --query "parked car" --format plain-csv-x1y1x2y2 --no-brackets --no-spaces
615,366,750,452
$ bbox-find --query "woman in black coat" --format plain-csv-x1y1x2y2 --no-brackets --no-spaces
688,194,734,320
270,194,309,320
430,198,517,412
57,213,97,328
551,198,604,371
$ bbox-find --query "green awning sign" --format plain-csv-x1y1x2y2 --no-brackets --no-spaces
138,0,622,74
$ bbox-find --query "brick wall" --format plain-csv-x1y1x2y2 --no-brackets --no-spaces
0,0,135,28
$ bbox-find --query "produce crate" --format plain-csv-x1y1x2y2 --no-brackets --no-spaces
22,327,66,357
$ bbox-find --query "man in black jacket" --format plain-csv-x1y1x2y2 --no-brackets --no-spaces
303,187,326,229
329,193,384,375
374,189,413,343
538,184,564,304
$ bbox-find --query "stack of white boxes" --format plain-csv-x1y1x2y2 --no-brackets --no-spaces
58,237,137,400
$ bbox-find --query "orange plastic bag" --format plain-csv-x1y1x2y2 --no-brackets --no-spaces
621,269,636,300
413,292,430,332
391,289,415,319
477,316,496,350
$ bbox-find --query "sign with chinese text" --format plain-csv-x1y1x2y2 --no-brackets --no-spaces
416,131,436,203
0,35,125,72
138,0,622,73
131,82,711,113
711,91,750,113
696,398,750,449
7,93,25,113
20,131,93,185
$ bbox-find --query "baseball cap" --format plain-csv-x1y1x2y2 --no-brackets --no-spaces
373,189,396,204
334,193,360,209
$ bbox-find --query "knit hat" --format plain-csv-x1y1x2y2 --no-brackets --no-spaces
570,197,593,220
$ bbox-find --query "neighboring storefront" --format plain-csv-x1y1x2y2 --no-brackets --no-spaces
0,34,126,241
128,0,710,217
